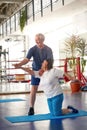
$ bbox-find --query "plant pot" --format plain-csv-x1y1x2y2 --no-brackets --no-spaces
70,79,81,93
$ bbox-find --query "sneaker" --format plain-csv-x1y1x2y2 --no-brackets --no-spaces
28,107,34,115
67,105,78,113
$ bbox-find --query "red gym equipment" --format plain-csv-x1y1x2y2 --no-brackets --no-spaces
64,57,87,86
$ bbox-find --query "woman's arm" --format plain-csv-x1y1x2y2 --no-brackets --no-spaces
20,67,35,76
64,72,75,80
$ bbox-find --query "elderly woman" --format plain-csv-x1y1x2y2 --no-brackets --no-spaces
20,59,78,116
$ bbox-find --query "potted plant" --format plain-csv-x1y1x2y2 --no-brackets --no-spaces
64,34,87,92
76,38,87,73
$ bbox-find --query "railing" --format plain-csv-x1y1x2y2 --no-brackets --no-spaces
0,0,64,39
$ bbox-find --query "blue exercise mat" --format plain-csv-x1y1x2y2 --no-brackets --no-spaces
5,110,87,123
0,98,25,103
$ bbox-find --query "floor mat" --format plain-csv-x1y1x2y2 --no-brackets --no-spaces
5,110,87,123
0,98,25,103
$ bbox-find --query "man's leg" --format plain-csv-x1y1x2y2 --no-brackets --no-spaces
28,75,40,115
28,85,38,115
29,85,38,107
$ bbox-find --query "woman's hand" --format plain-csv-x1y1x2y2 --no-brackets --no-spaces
39,69,44,76
12,63,21,69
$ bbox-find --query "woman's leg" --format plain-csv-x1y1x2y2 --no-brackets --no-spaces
47,94,63,116
62,106,78,114
52,94,63,116
47,98,53,114
62,108,71,114
47,94,78,116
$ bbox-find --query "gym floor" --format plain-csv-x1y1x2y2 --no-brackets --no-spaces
0,91,87,130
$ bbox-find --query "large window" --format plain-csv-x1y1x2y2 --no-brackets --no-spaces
7,19,10,35
34,0,41,13
11,16,15,33
3,22,6,36
0,25,2,38
27,2,33,18
15,12,20,30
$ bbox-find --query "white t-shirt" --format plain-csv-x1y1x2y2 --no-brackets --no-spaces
34,68,63,98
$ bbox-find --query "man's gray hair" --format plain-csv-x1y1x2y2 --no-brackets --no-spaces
36,33,45,42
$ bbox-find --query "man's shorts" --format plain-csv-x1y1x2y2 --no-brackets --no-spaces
31,75,40,86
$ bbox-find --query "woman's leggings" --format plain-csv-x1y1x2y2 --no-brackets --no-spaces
47,94,63,116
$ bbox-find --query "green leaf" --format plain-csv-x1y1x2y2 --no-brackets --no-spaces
20,10,26,32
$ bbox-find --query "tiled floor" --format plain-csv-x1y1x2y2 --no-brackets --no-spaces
0,90,87,130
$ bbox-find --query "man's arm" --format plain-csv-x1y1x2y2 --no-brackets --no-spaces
13,58,29,68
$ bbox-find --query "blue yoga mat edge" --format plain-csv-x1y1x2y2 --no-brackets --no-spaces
0,98,26,103
5,110,87,123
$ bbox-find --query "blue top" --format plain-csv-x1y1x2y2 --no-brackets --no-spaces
26,45,53,70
